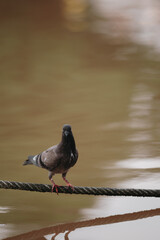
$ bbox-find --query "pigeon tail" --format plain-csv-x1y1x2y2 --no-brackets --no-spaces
23,159,32,166
23,156,35,166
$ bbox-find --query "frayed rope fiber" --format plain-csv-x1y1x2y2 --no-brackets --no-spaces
0,180,160,197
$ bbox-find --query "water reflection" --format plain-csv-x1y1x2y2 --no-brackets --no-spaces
90,0,160,52
62,0,160,53
81,80,160,224
3,208,160,240
127,82,158,160
63,0,89,32
116,158,160,170
0,207,11,214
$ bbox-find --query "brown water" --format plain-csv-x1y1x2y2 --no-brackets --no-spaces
0,1,160,239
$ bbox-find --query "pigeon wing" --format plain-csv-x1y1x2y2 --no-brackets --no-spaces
40,145,60,171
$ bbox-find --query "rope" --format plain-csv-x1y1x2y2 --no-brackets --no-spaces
0,180,160,197
3,208,160,240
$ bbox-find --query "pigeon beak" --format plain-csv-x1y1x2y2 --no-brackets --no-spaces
64,130,69,137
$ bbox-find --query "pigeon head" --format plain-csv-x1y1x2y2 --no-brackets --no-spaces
61,124,76,152
62,124,72,137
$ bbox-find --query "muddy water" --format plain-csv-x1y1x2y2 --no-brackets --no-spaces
0,1,160,239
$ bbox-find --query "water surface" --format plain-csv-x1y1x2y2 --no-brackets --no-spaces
0,1,160,239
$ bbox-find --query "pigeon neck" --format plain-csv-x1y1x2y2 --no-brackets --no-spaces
59,133,76,153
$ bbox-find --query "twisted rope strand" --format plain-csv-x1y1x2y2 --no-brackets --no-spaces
0,180,160,197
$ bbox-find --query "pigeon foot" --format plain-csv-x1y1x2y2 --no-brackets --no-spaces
62,176,74,191
66,183,74,191
50,179,59,194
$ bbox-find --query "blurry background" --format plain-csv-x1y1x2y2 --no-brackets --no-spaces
0,0,160,239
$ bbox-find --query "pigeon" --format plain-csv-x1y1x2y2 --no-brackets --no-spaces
23,124,78,194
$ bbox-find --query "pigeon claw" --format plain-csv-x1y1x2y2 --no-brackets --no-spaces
52,184,59,195
66,183,74,191
50,179,59,194
62,176,74,191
